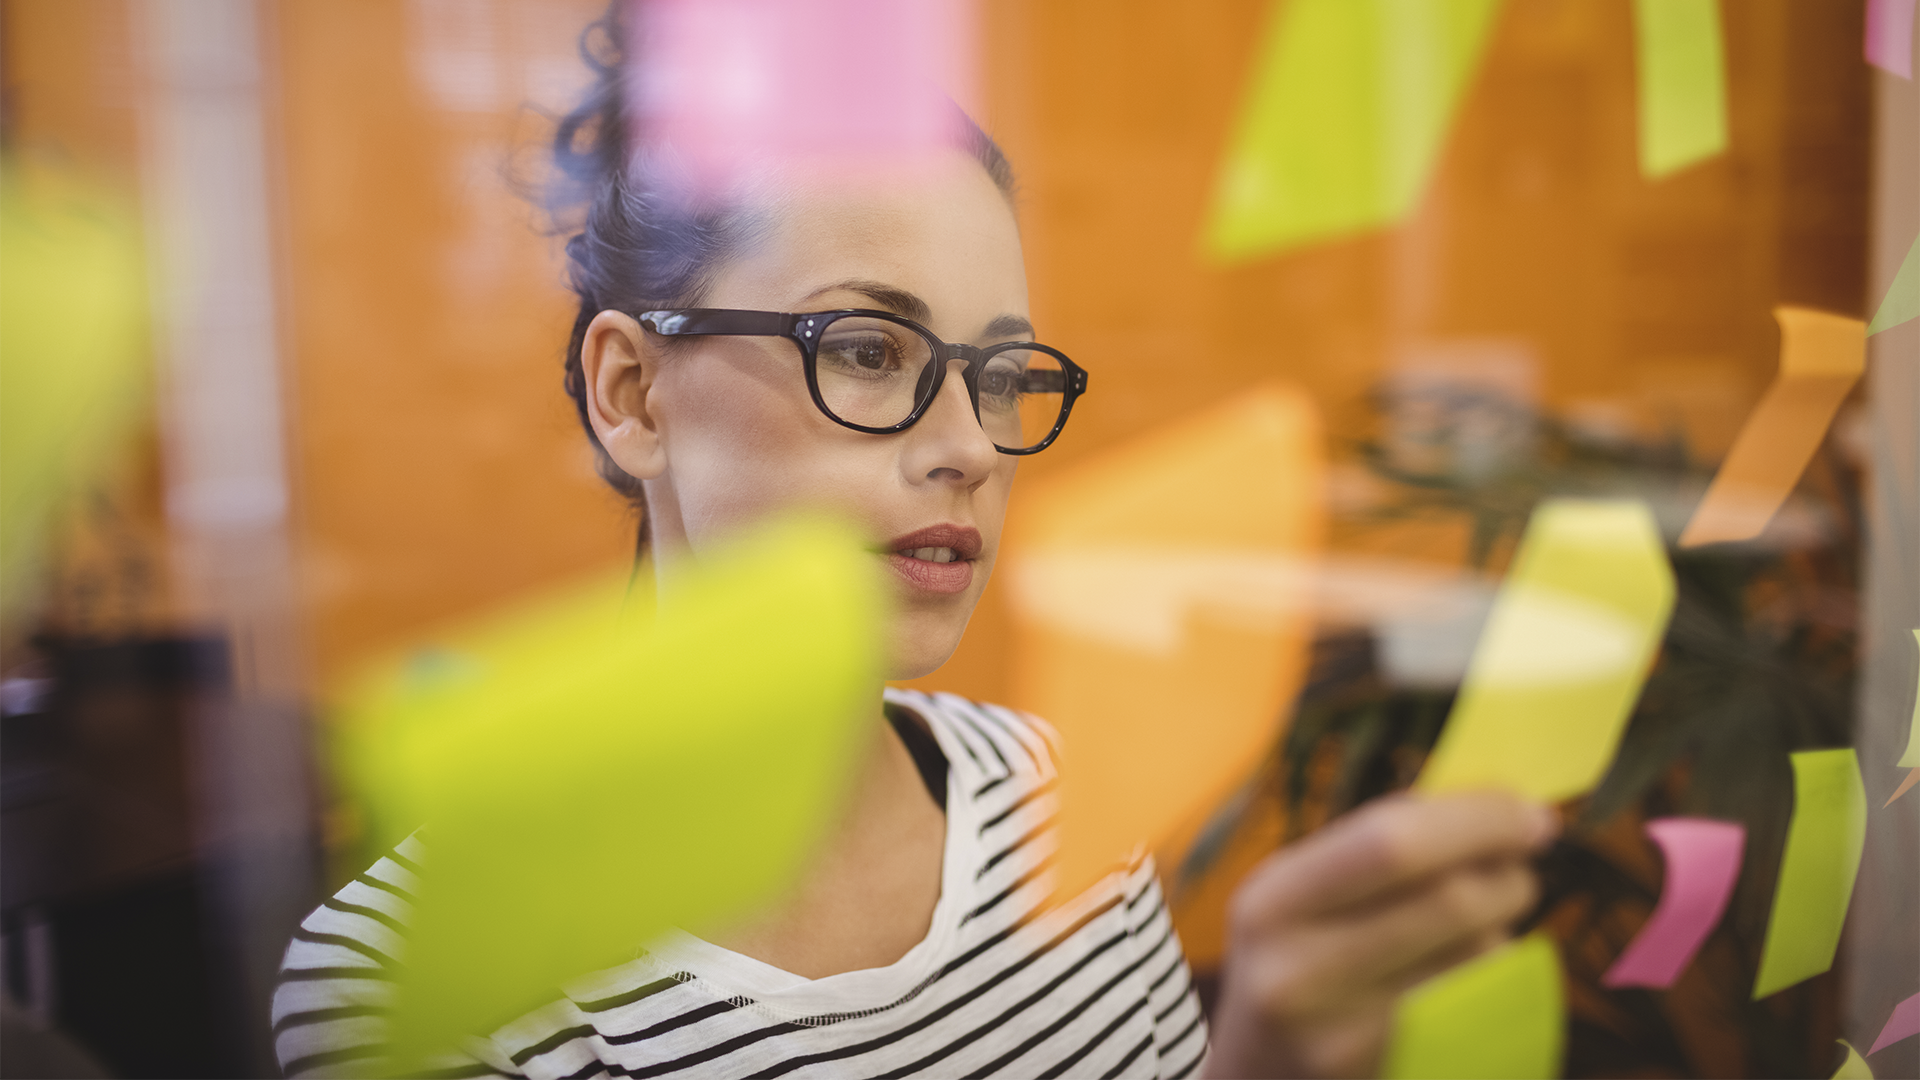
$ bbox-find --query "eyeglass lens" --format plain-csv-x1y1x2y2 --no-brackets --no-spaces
812,316,1067,451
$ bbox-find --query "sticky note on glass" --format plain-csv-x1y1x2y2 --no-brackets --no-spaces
1833,1040,1876,1080
630,0,975,199
1202,0,1505,260
1753,748,1867,999
1870,992,1920,1055
1871,234,1919,336
1633,0,1729,178
1900,630,1920,768
1416,499,1675,803
1603,817,1743,989
1866,0,1916,79
1679,306,1867,548
1383,933,1564,1080
1887,767,1920,808
1007,386,1323,898
338,514,881,1061
0,161,149,616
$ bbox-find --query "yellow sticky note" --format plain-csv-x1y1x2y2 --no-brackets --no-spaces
1679,306,1867,548
1416,499,1675,803
1203,0,1506,261
1754,748,1867,999
1900,630,1920,768
339,514,882,1061
0,159,149,618
1633,0,1729,178
1868,232,1918,336
1007,386,1323,899
1383,933,1564,1080
1832,1039,1876,1079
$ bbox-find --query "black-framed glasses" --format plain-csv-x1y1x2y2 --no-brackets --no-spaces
637,308,1089,455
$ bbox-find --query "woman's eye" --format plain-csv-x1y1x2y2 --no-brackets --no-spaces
979,361,1026,405
821,334,903,375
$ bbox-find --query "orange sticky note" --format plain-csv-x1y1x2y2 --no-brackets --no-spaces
1005,386,1324,898
1679,306,1865,548
1886,767,1920,808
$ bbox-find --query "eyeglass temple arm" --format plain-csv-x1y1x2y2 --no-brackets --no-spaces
1021,369,1074,394
638,309,791,337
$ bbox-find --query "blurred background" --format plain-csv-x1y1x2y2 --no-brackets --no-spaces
1,1,1914,1076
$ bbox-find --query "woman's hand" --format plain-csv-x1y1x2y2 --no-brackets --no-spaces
1202,791,1557,1079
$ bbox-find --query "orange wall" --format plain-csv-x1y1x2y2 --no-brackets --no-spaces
2,0,141,174
274,0,629,688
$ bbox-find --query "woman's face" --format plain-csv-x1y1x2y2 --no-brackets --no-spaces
583,151,1030,680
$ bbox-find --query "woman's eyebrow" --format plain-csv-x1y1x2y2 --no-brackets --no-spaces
799,279,932,323
798,279,1035,340
983,314,1035,340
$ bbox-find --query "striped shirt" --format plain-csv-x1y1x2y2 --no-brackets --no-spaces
273,690,1208,1079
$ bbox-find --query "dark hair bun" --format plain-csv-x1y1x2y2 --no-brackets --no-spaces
547,2,1017,554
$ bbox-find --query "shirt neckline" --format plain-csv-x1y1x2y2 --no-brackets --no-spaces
630,693,980,1020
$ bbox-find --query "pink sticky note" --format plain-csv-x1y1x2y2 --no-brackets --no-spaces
628,0,975,198
1603,818,1746,989
1867,0,1916,78
1870,992,1920,1055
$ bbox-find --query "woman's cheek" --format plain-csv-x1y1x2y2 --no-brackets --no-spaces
663,368,843,533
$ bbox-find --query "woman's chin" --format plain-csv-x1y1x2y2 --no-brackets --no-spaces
882,619,971,683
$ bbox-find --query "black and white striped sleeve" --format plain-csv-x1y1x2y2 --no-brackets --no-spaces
271,835,518,1079
1124,864,1209,1079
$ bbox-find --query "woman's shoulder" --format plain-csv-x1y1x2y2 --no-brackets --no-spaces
882,688,1061,791
270,835,424,1078
272,834,528,1079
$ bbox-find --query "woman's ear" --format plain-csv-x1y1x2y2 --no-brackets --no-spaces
581,310,669,481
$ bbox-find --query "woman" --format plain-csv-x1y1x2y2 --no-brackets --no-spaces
273,11,1554,1078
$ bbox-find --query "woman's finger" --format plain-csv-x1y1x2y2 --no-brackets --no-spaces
1236,792,1556,923
1247,859,1539,1016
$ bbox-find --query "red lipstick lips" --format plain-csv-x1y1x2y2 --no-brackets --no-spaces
885,525,982,595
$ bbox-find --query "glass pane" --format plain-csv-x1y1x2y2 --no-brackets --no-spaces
7,4,1910,1078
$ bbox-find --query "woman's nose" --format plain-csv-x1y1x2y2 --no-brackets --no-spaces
908,358,999,484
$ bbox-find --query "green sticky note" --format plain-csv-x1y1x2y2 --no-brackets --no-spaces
339,513,883,1063
1831,1040,1875,1080
1901,630,1920,768
1203,0,1506,261
1384,933,1564,1080
1417,499,1677,803
1633,0,1729,178
1754,748,1867,999
1870,234,1920,336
